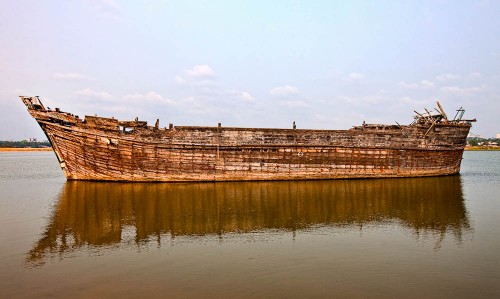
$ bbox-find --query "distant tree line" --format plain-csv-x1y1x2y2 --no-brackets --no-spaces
0,140,51,148
467,137,500,146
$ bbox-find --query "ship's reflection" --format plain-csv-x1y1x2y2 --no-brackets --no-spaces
27,176,471,266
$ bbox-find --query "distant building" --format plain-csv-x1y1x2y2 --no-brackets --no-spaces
468,133,481,138
496,133,500,139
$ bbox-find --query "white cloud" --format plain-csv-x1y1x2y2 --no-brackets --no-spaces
175,96,215,115
174,75,186,85
400,96,412,103
69,91,175,123
441,85,487,96
122,91,174,105
270,85,299,96
74,88,114,99
239,92,254,102
227,90,254,102
171,66,255,123
88,0,122,20
338,94,386,105
175,65,217,87
281,100,309,108
435,74,460,81
399,96,429,105
399,81,419,89
185,65,216,78
420,80,435,88
348,73,364,81
54,72,90,80
469,72,481,79
399,80,434,89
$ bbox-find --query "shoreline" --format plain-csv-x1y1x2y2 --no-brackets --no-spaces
0,148,53,152
465,146,500,151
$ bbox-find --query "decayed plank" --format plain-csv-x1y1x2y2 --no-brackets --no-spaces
20,96,475,182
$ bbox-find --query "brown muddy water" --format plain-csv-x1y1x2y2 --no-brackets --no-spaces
0,151,499,298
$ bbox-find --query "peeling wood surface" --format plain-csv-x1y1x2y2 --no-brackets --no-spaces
21,96,475,182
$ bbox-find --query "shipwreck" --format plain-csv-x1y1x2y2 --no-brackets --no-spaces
21,96,475,182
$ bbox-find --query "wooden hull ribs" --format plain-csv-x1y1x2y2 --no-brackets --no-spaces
21,96,475,182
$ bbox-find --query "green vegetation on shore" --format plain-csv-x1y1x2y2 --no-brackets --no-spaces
464,137,500,151
0,140,51,148
467,137,499,146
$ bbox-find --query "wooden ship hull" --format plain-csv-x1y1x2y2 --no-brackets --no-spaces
21,96,475,182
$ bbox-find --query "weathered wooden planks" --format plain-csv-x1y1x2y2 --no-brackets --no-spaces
21,96,474,182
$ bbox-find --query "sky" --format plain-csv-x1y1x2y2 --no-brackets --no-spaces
1,0,499,140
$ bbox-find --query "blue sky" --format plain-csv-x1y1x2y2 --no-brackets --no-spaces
1,0,499,140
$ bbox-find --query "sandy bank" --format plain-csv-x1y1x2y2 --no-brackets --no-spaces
465,146,500,151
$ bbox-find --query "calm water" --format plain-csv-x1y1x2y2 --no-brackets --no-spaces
0,151,499,298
